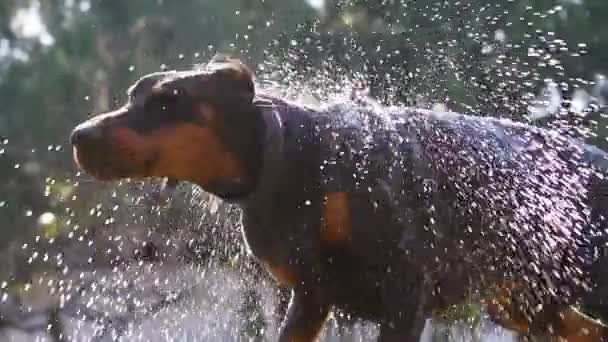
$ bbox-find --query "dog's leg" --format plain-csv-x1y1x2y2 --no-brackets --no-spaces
580,176,608,326
376,283,428,342
541,306,608,342
278,287,330,342
376,317,426,342
487,289,608,341
485,281,533,337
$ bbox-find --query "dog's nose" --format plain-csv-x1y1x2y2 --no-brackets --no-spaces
70,125,103,146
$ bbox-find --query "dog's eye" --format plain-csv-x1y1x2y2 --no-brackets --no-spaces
144,93,179,113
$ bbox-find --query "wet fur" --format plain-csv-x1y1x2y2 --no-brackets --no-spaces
71,56,608,342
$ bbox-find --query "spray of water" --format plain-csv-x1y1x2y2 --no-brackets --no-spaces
3,2,608,342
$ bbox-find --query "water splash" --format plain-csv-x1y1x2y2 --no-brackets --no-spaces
3,1,608,341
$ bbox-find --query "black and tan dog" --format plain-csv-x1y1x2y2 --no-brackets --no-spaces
71,55,608,341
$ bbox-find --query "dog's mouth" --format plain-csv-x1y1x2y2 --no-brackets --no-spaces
73,143,159,181
74,144,181,199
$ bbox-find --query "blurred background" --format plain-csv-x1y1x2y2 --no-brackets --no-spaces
1,0,608,341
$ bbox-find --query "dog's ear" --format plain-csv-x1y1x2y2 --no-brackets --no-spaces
208,52,232,65
205,55,255,104
128,70,178,103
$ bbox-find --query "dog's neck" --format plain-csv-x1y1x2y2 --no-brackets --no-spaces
207,95,286,203
239,97,286,204
206,93,321,206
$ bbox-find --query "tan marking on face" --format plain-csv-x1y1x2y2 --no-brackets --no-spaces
263,261,298,287
145,122,242,185
110,126,154,160
102,102,241,185
71,125,152,180
320,192,352,244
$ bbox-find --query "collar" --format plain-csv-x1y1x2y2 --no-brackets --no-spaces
224,97,285,206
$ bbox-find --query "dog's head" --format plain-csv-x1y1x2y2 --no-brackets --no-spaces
70,55,266,197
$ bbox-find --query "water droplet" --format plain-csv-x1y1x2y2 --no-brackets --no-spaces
38,212,56,226
129,65,135,72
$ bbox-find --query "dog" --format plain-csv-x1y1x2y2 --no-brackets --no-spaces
71,55,608,341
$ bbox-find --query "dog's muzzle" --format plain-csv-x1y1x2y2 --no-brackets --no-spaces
70,123,106,147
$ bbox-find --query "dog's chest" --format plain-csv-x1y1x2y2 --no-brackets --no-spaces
240,199,323,287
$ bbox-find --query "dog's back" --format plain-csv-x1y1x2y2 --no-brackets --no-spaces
311,101,608,324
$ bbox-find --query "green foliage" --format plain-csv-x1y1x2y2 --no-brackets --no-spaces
437,300,483,326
